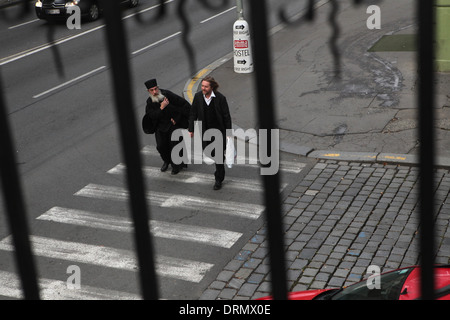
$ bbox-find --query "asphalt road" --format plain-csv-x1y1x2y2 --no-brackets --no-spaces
0,0,311,299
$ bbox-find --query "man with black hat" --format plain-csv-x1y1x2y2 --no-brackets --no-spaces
144,79,191,174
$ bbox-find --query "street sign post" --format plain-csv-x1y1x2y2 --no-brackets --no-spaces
233,0,253,73
233,19,253,73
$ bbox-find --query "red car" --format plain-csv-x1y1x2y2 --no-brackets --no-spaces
258,265,450,300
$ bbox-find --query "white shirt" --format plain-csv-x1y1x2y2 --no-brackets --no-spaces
203,91,216,106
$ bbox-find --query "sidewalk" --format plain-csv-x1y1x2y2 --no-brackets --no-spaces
200,161,450,299
187,0,450,299
185,0,450,167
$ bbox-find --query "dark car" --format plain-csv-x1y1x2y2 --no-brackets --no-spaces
35,0,139,22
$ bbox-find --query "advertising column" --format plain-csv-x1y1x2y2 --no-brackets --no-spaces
233,19,253,73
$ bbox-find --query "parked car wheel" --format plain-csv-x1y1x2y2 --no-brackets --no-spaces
129,0,139,8
87,3,99,21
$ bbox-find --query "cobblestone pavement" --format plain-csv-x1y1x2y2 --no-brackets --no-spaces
200,160,450,300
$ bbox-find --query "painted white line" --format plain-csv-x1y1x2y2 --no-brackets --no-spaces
200,6,236,24
75,183,263,220
0,270,140,300
132,31,181,55
234,154,306,174
122,0,174,19
0,25,105,66
32,66,106,98
0,0,174,66
8,19,40,30
109,163,279,192
156,255,213,283
142,145,306,174
0,235,136,270
38,206,242,248
0,235,213,283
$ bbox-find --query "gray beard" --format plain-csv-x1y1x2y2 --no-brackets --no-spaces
150,93,165,103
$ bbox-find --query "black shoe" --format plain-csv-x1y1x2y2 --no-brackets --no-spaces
161,162,169,172
213,181,222,190
171,166,181,175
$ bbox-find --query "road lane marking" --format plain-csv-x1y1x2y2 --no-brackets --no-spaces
8,19,40,30
3,0,233,65
0,270,140,300
383,155,406,161
200,6,236,24
109,163,286,192
0,24,106,66
323,153,340,157
141,145,306,174
0,235,213,283
75,183,264,220
132,31,181,55
0,0,174,66
32,66,106,98
185,68,210,103
38,206,242,249
122,0,174,20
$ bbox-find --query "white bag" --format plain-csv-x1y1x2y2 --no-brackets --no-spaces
225,136,236,168
203,153,215,165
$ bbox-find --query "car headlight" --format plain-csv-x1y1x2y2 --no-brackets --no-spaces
35,1,42,8
65,0,80,7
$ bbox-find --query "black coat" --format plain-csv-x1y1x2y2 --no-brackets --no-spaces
145,89,191,132
188,91,232,135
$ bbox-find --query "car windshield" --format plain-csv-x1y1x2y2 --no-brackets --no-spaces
331,268,413,300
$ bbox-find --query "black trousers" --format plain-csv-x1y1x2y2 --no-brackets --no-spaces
155,127,182,168
214,162,225,183
203,135,225,183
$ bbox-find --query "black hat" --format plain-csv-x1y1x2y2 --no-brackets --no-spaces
145,79,157,89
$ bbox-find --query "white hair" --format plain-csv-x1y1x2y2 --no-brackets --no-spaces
149,91,165,103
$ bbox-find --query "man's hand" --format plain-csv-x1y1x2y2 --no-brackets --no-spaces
171,118,176,125
189,131,194,138
160,97,169,110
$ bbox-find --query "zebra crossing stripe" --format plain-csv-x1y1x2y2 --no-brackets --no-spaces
75,183,264,220
37,207,242,249
141,145,306,173
0,236,213,283
0,270,140,300
108,163,287,192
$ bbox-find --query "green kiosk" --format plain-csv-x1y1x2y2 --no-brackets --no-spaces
436,0,450,71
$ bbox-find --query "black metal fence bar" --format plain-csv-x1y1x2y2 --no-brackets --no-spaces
100,0,159,300
0,74,40,300
248,0,287,300
416,0,436,300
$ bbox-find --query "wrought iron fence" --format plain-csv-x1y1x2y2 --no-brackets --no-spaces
0,0,442,300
